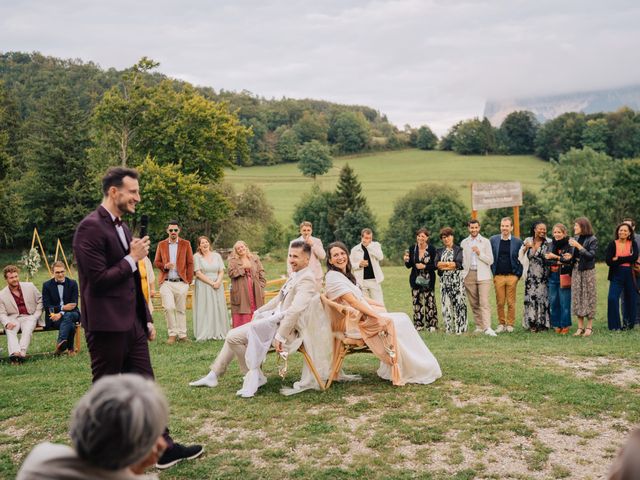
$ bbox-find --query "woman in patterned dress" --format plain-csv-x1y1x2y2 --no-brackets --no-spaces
568,217,598,336
521,222,551,332
435,227,467,334
403,228,438,331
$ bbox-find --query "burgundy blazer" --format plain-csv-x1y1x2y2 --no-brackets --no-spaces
72,206,152,333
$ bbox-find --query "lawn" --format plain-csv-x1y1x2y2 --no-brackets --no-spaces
1,258,639,480
225,150,548,226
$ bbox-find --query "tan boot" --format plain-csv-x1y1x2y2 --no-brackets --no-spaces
167,335,177,345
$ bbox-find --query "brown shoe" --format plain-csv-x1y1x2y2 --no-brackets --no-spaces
560,327,570,335
55,340,68,355
178,336,191,343
167,336,177,345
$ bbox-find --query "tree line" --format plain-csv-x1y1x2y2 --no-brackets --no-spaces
438,109,640,160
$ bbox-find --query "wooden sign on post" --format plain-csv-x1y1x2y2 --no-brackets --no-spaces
471,182,523,237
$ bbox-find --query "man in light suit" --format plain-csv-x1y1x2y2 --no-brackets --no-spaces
288,221,325,287
190,240,317,389
350,228,385,303
0,265,43,363
461,219,496,337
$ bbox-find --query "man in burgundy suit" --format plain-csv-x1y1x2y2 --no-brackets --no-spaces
73,167,203,470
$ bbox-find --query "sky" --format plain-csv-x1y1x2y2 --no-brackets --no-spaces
1,0,639,134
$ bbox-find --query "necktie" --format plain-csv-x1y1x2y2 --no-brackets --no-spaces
113,217,123,227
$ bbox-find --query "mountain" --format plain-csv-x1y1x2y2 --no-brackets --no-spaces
484,84,640,126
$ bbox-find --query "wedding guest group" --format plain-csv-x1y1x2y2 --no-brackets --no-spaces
154,220,194,345
42,261,80,355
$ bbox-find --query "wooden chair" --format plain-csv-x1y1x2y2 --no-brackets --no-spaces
320,294,372,390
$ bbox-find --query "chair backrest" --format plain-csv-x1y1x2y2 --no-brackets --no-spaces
320,294,362,334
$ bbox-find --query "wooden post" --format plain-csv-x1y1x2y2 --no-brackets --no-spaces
471,210,478,220
28,227,51,279
513,206,520,238
55,239,74,278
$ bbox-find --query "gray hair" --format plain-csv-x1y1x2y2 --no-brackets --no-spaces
70,374,169,470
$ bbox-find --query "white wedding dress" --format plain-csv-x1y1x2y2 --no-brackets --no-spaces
323,270,442,385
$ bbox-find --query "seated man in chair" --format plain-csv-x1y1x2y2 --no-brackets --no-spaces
42,261,80,355
189,240,322,396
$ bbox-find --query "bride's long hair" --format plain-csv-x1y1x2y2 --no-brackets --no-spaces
326,241,356,285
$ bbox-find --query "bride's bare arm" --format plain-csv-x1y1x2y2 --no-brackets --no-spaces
339,292,382,318
363,295,387,311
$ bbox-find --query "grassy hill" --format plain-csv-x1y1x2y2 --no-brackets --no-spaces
225,149,549,227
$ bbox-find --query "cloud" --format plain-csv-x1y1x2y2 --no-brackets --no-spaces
1,0,639,134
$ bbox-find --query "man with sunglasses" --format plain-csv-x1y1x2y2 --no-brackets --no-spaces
154,221,194,344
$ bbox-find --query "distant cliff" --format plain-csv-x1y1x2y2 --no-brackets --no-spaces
484,84,640,126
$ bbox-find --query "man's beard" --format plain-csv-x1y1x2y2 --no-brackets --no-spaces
116,199,133,214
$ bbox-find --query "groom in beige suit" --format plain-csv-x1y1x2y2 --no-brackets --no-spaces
0,265,43,363
190,240,318,388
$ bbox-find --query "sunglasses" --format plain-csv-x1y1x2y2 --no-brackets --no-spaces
168,229,179,233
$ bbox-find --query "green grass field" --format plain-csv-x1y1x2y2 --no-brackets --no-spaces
225,150,548,226
2,257,639,480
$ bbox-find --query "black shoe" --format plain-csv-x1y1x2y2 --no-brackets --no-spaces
9,354,22,365
156,443,203,470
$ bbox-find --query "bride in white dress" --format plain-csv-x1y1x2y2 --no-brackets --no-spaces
323,242,442,386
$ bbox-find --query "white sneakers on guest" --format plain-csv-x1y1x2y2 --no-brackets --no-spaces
495,325,506,333
473,328,484,333
189,371,218,387
506,326,514,333
484,328,497,337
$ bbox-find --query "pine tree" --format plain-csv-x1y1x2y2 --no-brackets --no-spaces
334,163,366,213
20,85,98,246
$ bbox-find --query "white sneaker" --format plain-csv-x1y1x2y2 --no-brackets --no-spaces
484,328,497,337
506,326,514,333
495,325,505,333
473,328,484,333
429,327,437,332
189,371,218,387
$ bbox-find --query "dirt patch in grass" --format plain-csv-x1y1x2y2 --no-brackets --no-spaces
550,355,640,388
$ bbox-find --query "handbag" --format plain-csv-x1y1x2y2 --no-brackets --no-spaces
560,273,571,289
415,275,429,287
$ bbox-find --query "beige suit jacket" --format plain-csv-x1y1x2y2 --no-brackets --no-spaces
461,234,494,281
0,282,43,327
257,266,318,344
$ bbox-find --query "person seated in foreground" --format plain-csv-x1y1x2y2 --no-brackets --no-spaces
607,428,640,480
189,241,322,396
42,261,81,355
17,374,169,480
323,241,442,386
0,265,42,364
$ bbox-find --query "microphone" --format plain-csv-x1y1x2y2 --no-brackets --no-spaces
140,215,149,238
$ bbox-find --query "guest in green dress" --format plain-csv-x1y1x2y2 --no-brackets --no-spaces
193,236,229,340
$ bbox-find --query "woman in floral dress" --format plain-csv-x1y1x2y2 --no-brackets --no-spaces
521,222,551,332
435,227,467,334
403,228,438,331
